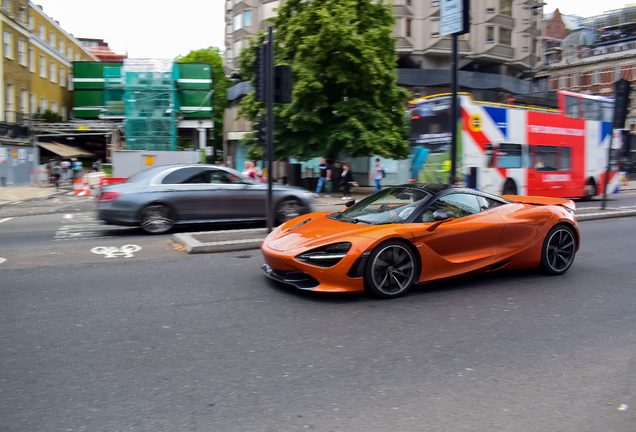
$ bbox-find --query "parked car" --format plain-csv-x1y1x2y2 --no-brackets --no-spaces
96,164,315,234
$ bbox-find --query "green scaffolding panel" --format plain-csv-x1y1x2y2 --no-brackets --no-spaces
123,61,177,151
104,67,124,115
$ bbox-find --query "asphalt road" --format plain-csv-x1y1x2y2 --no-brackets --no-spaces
1,211,635,431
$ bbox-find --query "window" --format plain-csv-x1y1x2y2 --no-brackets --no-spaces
497,143,523,168
59,68,66,87
28,15,33,30
500,0,512,17
592,70,601,85
486,0,494,13
431,19,440,37
500,28,512,46
40,97,47,112
615,67,622,81
18,40,26,65
39,24,45,39
162,167,208,184
49,61,56,83
559,75,567,89
583,98,600,120
565,95,579,118
5,84,14,121
233,39,243,56
3,31,12,58
432,0,440,6
572,73,579,88
243,11,252,27
407,0,411,5
226,48,233,63
29,93,35,114
420,194,481,222
559,147,571,172
477,196,503,211
28,48,34,72
58,39,64,53
601,101,613,122
49,31,55,47
20,89,27,113
19,7,26,22
2,0,10,10
67,47,72,59
522,35,530,52
486,26,494,43
74,53,80,61
523,7,531,24
68,72,73,90
406,18,412,37
534,145,557,172
51,101,57,113
233,13,243,31
61,106,67,121
39,55,46,77
486,144,494,167
209,169,245,184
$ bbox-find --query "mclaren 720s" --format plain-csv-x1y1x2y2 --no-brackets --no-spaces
261,183,580,299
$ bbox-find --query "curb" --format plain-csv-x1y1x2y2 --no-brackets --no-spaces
0,188,71,209
172,210,636,254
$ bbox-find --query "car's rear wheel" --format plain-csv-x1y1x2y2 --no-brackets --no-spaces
140,204,174,234
582,178,596,201
365,240,417,299
276,199,308,225
540,224,576,275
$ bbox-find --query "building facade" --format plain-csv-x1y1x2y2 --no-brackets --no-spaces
536,6,636,128
0,0,98,124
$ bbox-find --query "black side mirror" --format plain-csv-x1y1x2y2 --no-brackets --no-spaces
432,209,453,221
345,199,355,208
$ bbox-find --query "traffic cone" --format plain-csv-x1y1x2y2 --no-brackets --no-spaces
73,178,83,195
78,182,91,196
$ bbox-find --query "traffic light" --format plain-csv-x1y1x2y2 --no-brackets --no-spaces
274,65,292,104
254,45,266,103
255,117,267,147
612,78,632,129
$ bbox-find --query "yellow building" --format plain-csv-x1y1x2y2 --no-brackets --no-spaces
0,0,98,123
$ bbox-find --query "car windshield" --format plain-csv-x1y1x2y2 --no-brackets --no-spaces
332,187,431,224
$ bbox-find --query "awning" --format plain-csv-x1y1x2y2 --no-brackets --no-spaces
37,141,94,158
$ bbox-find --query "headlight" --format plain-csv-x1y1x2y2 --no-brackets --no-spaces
296,242,352,268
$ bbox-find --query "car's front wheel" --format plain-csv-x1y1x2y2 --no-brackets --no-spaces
276,199,308,225
540,224,576,275
365,240,417,299
140,204,174,234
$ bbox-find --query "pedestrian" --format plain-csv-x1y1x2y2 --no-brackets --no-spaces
50,160,61,188
72,159,82,181
61,159,71,182
242,161,253,177
340,164,357,200
252,160,264,182
314,158,331,198
370,158,384,194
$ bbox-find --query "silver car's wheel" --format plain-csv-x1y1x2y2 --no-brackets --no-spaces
276,199,307,224
140,205,174,234
365,241,416,299
540,225,576,275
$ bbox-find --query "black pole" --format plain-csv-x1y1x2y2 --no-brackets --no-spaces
266,26,275,232
602,134,613,210
449,33,458,186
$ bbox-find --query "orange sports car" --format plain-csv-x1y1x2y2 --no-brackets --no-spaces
261,183,580,299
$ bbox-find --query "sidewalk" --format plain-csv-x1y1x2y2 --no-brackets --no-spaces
0,185,66,208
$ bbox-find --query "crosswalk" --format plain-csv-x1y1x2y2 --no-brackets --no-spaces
53,212,134,241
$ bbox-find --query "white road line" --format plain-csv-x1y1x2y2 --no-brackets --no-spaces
0,257,6,264
0,217,13,224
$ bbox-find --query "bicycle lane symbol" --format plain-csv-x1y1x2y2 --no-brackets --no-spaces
90,245,142,258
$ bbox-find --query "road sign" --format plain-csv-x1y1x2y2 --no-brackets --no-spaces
440,0,469,36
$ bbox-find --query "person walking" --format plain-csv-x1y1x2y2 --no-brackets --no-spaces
340,164,357,200
371,158,384,194
314,158,331,198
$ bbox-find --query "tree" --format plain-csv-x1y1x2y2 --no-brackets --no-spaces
177,47,232,153
237,0,410,161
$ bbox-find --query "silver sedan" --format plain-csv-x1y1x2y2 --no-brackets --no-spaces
96,164,316,234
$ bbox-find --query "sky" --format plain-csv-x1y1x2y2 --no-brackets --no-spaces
33,1,636,60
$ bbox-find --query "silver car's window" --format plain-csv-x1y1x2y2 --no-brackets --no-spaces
208,169,245,184
161,167,207,184
477,196,503,211
420,193,481,222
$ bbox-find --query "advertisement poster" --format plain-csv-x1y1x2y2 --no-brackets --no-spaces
0,148,6,163
18,148,26,159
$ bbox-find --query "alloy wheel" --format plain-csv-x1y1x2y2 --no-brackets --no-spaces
141,205,174,234
545,228,575,272
277,200,307,224
371,245,415,296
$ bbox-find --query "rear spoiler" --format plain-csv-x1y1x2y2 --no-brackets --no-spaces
501,195,576,211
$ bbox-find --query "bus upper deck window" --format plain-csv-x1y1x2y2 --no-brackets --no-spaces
486,144,494,167
565,95,579,118
584,99,601,120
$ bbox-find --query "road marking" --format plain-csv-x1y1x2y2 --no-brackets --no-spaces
90,245,142,258
0,217,13,224
63,214,73,219
53,212,132,241
0,257,6,264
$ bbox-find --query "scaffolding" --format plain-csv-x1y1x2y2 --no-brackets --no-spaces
103,67,124,116
123,59,177,151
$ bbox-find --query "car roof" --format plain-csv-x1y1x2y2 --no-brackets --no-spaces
393,183,458,194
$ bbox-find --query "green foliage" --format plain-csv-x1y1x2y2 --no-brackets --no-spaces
39,109,63,123
237,0,410,161
177,47,232,149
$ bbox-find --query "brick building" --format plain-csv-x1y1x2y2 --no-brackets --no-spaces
536,6,636,130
